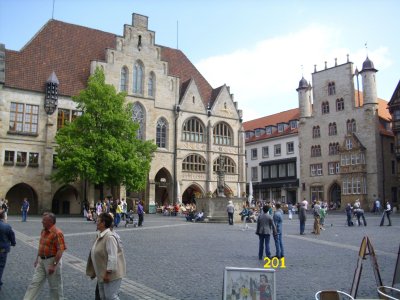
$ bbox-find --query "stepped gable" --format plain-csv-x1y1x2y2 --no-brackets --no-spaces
5,19,116,97
160,46,213,106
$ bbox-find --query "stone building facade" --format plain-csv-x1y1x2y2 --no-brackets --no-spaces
0,13,246,214
297,56,398,210
243,109,300,205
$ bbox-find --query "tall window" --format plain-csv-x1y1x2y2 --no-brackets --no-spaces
156,118,167,148
132,102,145,140
120,66,129,92
312,126,320,138
4,151,14,165
322,101,330,114
213,156,236,174
148,72,155,98
9,102,39,134
182,118,205,143
287,142,294,154
213,122,233,145
133,61,144,95
251,166,258,181
347,119,356,133
262,146,269,158
336,98,344,111
329,123,337,136
274,144,281,156
251,148,258,160
182,154,206,172
328,82,336,95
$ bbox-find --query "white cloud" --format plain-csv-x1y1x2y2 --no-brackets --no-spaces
196,24,391,121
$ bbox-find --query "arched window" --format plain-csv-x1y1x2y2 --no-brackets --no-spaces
329,142,339,155
322,101,329,114
133,61,144,95
328,82,336,96
311,145,321,157
312,126,320,138
336,98,344,111
347,119,356,134
120,66,129,92
182,154,206,172
213,156,236,174
213,122,233,145
329,123,337,136
148,72,155,98
132,102,145,140
182,118,205,143
156,117,167,148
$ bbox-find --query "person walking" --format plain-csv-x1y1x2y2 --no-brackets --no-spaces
311,201,321,235
86,212,126,300
137,200,144,227
256,205,277,260
298,202,307,235
273,203,284,258
354,201,367,226
114,200,122,227
21,197,30,222
227,200,235,225
24,212,66,299
1,200,9,222
380,201,392,226
0,211,16,291
345,203,353,226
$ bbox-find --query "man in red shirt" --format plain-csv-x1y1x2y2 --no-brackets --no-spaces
24,212,66,300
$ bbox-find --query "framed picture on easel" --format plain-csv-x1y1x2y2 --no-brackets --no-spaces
223,267,276,300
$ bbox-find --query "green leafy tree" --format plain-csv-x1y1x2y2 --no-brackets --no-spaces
53,68,156,199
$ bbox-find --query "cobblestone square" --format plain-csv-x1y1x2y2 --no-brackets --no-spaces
1,212,399,299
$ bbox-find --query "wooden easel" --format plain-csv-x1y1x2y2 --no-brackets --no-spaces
350,236,383,298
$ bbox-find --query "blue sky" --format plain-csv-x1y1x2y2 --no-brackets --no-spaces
1,0,399,121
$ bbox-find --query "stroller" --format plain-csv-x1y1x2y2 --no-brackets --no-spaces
125,211,138,228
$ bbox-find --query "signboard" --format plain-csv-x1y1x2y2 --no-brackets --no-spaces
223,267,276,300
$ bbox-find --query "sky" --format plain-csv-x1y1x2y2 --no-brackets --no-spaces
1,0,399,121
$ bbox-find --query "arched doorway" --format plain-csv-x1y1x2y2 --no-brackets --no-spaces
329,182,341,209
155,168,173,206
182,184,204,205
52,185,79,215
5,183,38,215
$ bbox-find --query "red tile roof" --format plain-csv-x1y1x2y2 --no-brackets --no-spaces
4,19,216,107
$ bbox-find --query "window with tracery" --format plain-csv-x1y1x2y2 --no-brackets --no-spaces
213,122,233,145
312,126,320,138
329,142,339,155
156,118,167,148
336,98,344,111
213,156,236,174
182,154,206,172
346,119,356,133
322,101,330,114
182,118,205,143
133,61,144,95
132,102,145,140
328,123,337,136
120,66,129,92
311,145,321,157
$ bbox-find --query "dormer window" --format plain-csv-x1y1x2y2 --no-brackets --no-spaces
266,127,272,135
277,124,284,133
290,120,298,129
255,129,261,137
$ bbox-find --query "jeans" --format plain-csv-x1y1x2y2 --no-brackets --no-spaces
114,213,121,227
228,212,233,225
0,252,8,287
356,212,367,226
138,214,144,226
300,220,305,234
347,214,353,226
98,278,122,300
22,210,28,222
258,234,271,260
274,233,284,258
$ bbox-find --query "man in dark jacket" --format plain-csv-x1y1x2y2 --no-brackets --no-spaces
0,211,16,291
256,205,277,260
299,202,307,235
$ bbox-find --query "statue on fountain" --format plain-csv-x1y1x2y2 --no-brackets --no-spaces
217,155,226,197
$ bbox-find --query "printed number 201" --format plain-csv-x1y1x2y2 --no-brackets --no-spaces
263,257,286,269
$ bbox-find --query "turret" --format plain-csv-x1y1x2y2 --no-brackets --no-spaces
297,77,312,118
359,56,378,106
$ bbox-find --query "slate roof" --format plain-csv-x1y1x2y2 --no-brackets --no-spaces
4,19,217,107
